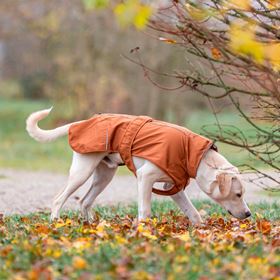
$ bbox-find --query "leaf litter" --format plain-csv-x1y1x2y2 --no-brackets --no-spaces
0,209,279,279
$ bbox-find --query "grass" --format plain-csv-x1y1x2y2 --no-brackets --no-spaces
0,200,280,279
0,97,273,173
7,199,280,224
259,190,280,198
0,98,72,172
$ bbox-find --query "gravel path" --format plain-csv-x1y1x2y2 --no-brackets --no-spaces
0,168,278,215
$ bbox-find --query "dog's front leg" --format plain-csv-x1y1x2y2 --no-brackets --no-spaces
171,190,203,226
136,169,154,221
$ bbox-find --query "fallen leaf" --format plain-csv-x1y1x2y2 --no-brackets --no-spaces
72,256,88,270
272,237,280,248
257,220,271,235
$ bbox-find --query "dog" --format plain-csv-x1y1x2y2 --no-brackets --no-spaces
26,108,251,225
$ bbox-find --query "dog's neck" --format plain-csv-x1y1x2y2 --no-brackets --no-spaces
195,149,238,194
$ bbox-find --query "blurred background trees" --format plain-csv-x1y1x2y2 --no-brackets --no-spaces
0,0,205,122
0,0,279,189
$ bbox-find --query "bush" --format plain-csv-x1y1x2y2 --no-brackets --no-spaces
0,79,23,99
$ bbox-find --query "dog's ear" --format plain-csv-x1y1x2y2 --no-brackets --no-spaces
216,173,234,197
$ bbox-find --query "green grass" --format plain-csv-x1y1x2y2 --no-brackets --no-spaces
0,97,272,173
8,200,280,222
259,190,280,197
90,200,280,221
0,201,280,279
0,98,72,172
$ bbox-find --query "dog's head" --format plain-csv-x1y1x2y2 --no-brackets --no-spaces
208,172,251,219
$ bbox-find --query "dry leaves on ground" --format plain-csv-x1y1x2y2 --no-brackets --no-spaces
0,210,280,279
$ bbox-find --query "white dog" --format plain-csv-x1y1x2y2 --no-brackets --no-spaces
26,108,251,225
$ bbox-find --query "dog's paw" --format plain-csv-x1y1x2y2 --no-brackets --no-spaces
189,214,203,226
84,214,95,224
80,209,95,224
50,213,59,222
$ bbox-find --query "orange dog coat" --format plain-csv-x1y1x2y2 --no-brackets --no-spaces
69,114,216,196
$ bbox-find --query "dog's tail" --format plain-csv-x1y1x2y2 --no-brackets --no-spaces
26,107,72,143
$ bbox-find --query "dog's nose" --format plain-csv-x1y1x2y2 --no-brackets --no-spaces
245,211,251,218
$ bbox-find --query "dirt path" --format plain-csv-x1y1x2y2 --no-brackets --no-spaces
0,168,278,215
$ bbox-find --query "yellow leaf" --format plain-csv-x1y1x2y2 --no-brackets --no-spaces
73,238,91,250
134,5,152,29
114,3,130,26
131,270,152,280
212,258,221,266
166,243,175,253
248,256,267,266
52,249,62,258
114,0,152,29
54,221,65,228
65,218,73,226
12,275,26,280
229,22,264,63
265,43,280,71
137,222,145,233
173,233,190,242
137,222,157,240
227,0,251,10
240,223,248,229
115,235,127,244
142,231,158,240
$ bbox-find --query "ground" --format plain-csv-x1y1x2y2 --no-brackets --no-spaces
0,200,280,280
0,168,278,215
1,98,279,279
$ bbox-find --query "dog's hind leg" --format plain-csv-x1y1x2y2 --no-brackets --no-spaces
50,152,106,221
79,161,117,222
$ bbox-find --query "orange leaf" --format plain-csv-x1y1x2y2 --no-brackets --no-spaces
159,37,177,44
34,223,50,235
211,48,221,60
72,256,87,270
272,237,280,248
256,220,271,235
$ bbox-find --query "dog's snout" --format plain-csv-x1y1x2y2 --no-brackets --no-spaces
245,211,251,218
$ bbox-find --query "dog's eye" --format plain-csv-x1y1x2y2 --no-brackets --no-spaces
236,193,242,198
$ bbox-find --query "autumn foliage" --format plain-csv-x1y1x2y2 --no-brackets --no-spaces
146,0,280,189
1,205,280,279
